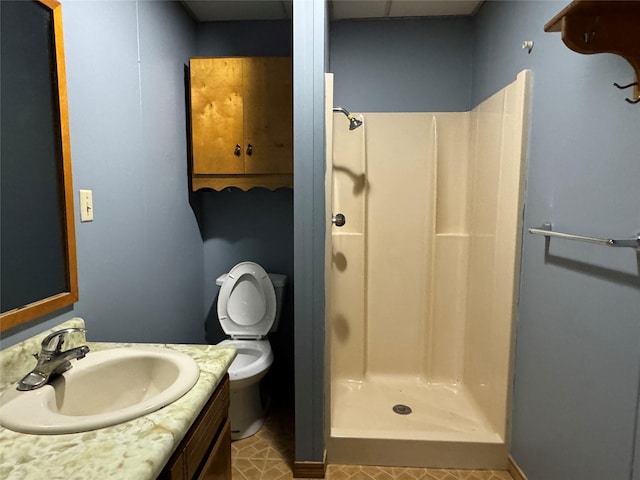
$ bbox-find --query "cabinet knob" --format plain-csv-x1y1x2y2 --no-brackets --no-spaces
246,144,253,156
234,144,241,156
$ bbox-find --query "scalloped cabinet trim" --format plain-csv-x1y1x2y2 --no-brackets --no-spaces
545,1,640,102
191,174,293,191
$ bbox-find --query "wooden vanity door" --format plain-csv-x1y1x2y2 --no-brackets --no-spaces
190,58,244,175
196,420,231,480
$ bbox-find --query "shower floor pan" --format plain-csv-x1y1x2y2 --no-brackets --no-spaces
327,376,507,469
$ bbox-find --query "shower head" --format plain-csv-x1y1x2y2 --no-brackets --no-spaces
348,116,363,131
333,106,363,130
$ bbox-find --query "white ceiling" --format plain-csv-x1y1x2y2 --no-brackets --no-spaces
181,1,483,22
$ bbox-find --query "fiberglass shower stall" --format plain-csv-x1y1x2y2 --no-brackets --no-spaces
324,71,531,469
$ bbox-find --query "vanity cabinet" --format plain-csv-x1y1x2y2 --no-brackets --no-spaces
189,56,293,191
160,374,231,480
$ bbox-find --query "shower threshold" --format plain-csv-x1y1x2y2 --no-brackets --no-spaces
328,376,507,469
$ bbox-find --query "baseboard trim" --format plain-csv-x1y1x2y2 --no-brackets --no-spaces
293,461,326,478
293,452,327,479
508,455,528,480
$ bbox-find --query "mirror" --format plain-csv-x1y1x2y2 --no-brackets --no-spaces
0,0,78,332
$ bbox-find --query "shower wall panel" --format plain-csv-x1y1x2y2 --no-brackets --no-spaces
364,114,437,378
430,113,471,383
330,112,367,381
325,75,334,434
463,71,530,437
330,112,473,383
434,113,471,234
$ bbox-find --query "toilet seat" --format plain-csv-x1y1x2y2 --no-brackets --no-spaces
217,262,276,339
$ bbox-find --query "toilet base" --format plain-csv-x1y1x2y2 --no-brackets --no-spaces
229,379,267,440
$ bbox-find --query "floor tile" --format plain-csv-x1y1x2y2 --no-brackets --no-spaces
231,405,514,480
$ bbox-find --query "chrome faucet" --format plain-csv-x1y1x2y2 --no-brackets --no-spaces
17,328,90,391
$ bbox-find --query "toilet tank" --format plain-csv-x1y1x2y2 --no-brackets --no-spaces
216,272,287,332
268,273,286,332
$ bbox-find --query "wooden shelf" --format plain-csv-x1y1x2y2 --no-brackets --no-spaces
545,1,640,102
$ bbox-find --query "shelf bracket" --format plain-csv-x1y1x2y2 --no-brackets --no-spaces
545,1,640,102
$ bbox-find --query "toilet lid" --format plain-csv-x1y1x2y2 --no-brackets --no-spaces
217,262,276,339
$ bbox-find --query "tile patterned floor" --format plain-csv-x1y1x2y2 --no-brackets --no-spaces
231,406,514,480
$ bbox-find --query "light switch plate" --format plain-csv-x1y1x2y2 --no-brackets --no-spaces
79,189,93,222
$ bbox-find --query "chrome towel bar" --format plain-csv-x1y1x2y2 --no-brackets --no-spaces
528,223,640,248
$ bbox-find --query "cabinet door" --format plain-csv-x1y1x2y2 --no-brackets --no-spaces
190,58,244,174
242,57,292,174
196,420,231,480
158,448,186,480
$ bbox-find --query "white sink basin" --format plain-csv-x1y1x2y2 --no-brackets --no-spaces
0,346,200,434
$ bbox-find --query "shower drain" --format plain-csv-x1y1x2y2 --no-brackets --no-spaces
392,404,412,415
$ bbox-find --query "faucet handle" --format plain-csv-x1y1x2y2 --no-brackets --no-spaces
41,327,86,353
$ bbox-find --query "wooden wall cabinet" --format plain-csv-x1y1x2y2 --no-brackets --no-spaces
160,375,231,480
189,56,293,191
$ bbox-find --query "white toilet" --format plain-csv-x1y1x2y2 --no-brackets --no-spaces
215,261,286,440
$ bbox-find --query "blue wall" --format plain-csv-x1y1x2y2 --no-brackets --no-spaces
330,17,474,112
194,18,293,333
292,0,328,462
194,20,295,398
1,1,204,347
197,19,291,57
473,2,640,480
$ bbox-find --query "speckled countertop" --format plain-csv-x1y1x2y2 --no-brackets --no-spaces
0,318,236,480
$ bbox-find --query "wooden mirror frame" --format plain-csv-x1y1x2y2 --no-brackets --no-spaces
0,0,78,332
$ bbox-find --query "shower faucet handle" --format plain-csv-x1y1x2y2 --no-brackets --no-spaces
332,213,346,227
